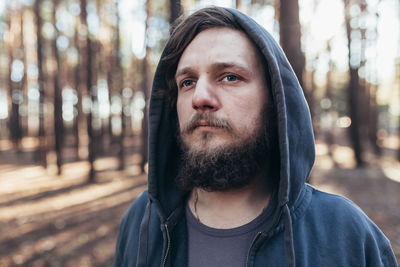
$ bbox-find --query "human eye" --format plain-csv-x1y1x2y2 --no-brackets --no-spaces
221,74,240,83
178,79,196,89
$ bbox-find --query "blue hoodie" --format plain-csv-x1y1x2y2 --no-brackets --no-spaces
114,7,398,267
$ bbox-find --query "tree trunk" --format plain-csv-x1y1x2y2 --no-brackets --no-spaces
397,0,400,161
169,0,182,25
73,56,81,160
395,0,400,161
279,0,305,88
34,0,47,167
80,0,95,182
344,0,364,167
364,8,380,156
52,0,63,175
115,1,125,170
398,58,400,161
368,84,381,155
396,0,400,161
278,0,314,124
347,68,364,166
140,0,151,173
106,62,114,148
324,41,337,164
73,21,82,160
235,0,242,9
7,9,22,151
20,9,28,139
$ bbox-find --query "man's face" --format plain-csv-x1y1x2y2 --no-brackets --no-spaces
175,27,268,152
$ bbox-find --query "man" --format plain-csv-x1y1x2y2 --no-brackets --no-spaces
114,6,397,267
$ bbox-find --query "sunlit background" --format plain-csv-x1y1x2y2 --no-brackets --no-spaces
0,0,399,265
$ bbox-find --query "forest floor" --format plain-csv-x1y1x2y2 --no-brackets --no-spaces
0,137,399,266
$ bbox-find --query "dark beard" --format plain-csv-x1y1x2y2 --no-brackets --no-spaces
176,108,275,192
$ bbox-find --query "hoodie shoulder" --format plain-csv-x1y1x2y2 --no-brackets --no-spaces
122,190,149,224
295,186,397,266
114,190,149,266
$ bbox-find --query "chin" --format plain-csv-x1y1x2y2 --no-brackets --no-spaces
187,139,236,154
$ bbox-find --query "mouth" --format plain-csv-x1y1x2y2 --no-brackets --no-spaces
194,121,220,130
194,125,219,131
197,120,212,127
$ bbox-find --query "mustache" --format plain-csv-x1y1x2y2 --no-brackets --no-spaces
181,113,233,134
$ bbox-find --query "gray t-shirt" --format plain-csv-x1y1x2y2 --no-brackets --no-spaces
186,197,276,267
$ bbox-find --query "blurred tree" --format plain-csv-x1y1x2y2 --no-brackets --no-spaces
80,0,96,181
251,0,273,5
170,0,182,25
278,0,305,88
235,0,242,9
307,52,318,133
368,82,380,155
52,0,64,175
344,0,365,166
73,20,82,160
6,13,12,142
324,40,337,163
365,9,380,155
140,0,151,173
106,46,115,156
20,8,28,140
7,7,23,151
278,0,314,121
115,0,125,170
397,0,400,161
34,0,47,167
357,2,370,155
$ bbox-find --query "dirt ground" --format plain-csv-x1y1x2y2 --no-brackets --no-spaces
0,141,399,266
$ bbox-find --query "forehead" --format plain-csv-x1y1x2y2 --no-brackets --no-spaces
176,27,263,74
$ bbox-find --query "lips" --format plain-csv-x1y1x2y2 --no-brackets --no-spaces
194,120,220,129
196,121,213,127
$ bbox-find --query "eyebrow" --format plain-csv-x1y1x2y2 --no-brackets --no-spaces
175,67,195,80
211,62,249,73
175,61,251,80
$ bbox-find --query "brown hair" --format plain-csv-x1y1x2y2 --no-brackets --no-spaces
162,7,242,106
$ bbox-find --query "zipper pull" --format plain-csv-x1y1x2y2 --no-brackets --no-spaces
162,224,171,267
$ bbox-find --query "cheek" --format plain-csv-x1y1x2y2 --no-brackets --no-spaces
229,95,266,127
232,94,265,114
176,95,191,128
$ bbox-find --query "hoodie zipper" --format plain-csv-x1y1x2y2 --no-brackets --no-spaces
162,224,171,267
245,232,262,267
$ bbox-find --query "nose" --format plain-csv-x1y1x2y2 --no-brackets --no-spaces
192,78,220,111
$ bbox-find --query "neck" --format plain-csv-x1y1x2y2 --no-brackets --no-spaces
189,175,271,229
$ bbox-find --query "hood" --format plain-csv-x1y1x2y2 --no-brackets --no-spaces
147,7,315,225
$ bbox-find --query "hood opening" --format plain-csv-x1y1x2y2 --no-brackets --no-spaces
147,7,315,265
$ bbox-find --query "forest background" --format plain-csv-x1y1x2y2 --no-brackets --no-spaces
0,0,399,265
